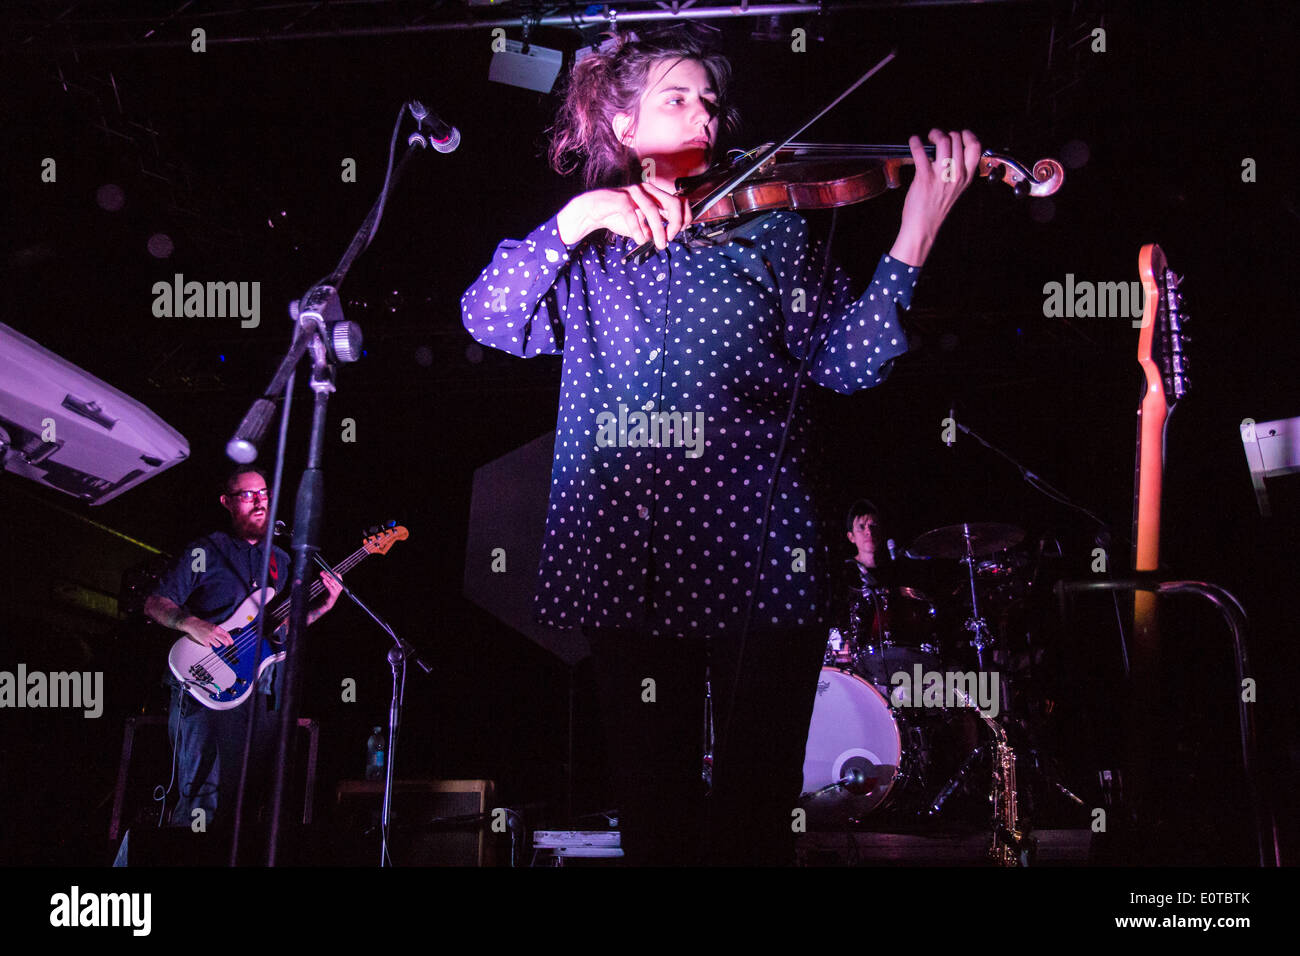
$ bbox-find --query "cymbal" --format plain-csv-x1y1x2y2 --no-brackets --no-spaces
906,522,1025,560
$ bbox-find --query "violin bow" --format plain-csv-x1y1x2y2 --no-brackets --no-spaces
623,49,898,265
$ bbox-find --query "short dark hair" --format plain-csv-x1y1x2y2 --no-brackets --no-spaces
845,498,881,532
223,464,268,496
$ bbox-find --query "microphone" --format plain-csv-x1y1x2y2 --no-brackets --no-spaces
839,768,869,794
887,538,898,562
408,100,460,153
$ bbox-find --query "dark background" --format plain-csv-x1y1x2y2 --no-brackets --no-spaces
1,0,1296,866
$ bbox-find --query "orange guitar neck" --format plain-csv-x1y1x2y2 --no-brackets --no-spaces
1125,242,1190,826
1132,242,1169,575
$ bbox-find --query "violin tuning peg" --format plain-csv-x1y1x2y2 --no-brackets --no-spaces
1012,179,1031,199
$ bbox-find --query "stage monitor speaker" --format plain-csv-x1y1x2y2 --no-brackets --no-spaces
334,779,498,866
464,430,589,666
0,323,188,505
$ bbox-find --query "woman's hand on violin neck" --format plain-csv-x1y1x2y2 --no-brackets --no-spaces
557,182,693,248
889,128,981,268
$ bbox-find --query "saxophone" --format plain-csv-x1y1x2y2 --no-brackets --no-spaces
987,718,1028,866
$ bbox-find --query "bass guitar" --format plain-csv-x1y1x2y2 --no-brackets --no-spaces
168,524,408,710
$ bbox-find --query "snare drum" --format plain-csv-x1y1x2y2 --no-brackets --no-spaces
847,586,944,686
852,585,940,650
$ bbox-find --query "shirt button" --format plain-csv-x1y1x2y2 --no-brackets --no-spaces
637,504,650,520
656,272,666,282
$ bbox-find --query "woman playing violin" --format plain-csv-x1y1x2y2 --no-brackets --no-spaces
461,24,980,865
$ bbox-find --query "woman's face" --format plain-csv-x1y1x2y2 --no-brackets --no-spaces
615,57,720,182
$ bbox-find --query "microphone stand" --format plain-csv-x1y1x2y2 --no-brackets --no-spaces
223,103,446,866
952,415,1132,669
953,418,1113,534
942,415,1118,832
313,555,432,867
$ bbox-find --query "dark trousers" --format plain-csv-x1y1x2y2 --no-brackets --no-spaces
167,676,281,828
588,625,826,865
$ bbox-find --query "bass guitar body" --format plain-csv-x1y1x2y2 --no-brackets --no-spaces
167,588,286,711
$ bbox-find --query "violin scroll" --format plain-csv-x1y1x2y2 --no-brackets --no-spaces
978,151,1065,198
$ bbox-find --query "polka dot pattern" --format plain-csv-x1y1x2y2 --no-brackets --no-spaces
462,210,918,637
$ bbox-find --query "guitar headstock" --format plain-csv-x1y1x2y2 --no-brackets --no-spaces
363,522,409,555
1137,243,1191,406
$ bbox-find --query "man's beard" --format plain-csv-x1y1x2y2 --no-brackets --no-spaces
235,511,268,539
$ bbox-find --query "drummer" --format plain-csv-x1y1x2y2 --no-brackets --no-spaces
825,499,895,665
844,498,893,589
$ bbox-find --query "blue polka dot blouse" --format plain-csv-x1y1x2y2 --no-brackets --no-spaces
462,209,918,637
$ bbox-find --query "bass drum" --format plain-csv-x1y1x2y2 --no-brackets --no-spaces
801,667,926,825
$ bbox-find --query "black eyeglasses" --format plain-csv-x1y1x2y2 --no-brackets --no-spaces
231,489,270,502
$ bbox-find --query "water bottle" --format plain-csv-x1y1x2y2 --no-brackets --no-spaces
365,726,386,781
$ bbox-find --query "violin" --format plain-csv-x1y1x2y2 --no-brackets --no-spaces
678,141,1065,224
624,141,1064,262
622,51,1065,263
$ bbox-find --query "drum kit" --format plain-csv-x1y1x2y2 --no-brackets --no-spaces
801,521,1078,864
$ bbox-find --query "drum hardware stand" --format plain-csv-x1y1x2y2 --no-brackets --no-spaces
1024,747,1087,808
958,524,996,671
924,745,985,817
922,689,1033,865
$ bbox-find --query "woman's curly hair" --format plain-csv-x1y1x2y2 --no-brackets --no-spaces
548,24,741,188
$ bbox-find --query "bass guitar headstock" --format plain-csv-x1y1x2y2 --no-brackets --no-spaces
1137,243,1191,407
363,521,409,555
